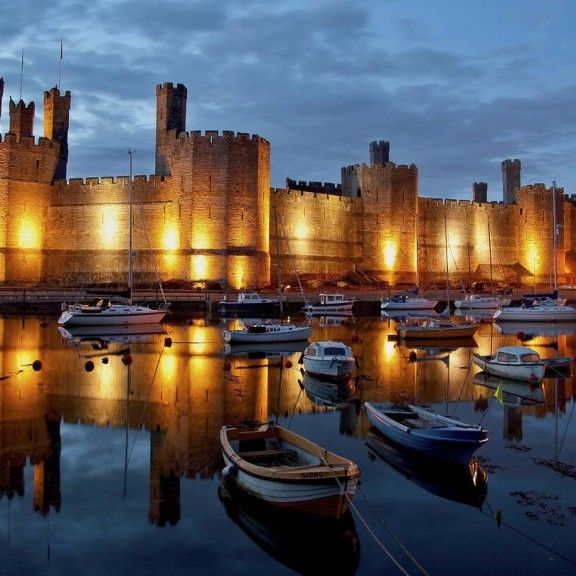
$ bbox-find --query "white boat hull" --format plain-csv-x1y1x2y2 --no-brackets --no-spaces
58,305,166,326
454,297,501,310
303,356,355,379
473,354,546,383
494,304,576,322
381,298,438,310
224,324,312,343
305,303,355,314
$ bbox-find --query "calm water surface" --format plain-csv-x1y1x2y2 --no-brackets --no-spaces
1,313,575,575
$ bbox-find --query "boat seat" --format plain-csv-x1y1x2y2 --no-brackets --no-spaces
238,448,298,464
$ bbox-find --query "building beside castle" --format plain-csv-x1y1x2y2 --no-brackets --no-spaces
0,77,575,290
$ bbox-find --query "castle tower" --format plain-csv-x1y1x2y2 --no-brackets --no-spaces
472,182,487,203
8,97,35,139
502,159,521,204
155,82,187,176
369,140,390,166
43,87,71,181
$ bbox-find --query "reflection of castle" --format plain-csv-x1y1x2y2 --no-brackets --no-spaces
1,77,575,289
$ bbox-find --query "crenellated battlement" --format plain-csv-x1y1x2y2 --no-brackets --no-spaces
164,128,270,147
285,178,342,195
0,133,58,149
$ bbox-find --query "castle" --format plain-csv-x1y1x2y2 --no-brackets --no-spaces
0,78,574,289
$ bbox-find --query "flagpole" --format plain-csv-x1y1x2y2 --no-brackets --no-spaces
57,39,63,91
19,48,24,101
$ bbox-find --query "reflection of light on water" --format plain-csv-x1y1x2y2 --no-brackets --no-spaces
383,339,396,359
98,362,115,397
160,354,177,382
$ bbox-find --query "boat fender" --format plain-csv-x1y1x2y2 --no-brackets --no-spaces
406,428,411,434
222,464,238,478
164,337,173,348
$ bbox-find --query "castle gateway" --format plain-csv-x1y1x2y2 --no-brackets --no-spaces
0,78,575,289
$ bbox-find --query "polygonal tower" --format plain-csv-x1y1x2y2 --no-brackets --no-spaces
9,97,34,138
472,182,487,203
369,140,390,166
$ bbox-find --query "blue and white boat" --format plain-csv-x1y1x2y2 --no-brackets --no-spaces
364,402,488,465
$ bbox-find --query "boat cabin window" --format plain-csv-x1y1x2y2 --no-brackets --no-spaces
496,351,519,363
520,352,540,363
324,347,346,356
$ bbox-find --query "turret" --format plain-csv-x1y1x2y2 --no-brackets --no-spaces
369,140,390,166
502,159,521,204
0,77,4,126
155,82,187,176
9,97,34,139
43,87,71,181
472,182,487,203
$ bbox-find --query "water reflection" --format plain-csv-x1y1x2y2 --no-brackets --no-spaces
218,478,360,575
0,315,574,570
366,431,488,509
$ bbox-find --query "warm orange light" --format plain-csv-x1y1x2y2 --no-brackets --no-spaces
192,255,208,279
383,240,397,269
17,218,41,249
101,206,120,249
295,222,308,239
163,225,179,250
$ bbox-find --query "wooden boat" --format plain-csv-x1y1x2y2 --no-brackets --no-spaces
395,316,479,340
218,479,360,575
473,346,547,383
218,292,281,316
220,422,360,519
304,293,355,315
364,402,488,464
223,321,312,344
473,372,545,406
366,432,488,509
302,340,356,380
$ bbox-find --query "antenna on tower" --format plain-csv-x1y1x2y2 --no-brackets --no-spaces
57,38,63,90
19,48,24,101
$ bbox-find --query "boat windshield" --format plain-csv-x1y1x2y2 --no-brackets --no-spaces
324,347,347,356
520,352,541,363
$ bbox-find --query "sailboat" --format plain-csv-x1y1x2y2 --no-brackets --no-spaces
58,150,168,327
494,182,576,322
395,213,479,339
454,221,507,310
223,209,312,344
381,207,438,311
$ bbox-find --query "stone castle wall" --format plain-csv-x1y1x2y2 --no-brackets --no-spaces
0,78,571,289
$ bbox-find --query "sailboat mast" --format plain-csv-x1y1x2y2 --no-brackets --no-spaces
488,220,493,291
128,149,133,304
552,181,558,294
444,213,450,307
274,208,284,316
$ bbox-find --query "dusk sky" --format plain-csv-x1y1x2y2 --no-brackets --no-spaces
0,0,574,200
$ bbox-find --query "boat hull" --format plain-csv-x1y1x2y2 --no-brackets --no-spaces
58,306,166,326
364,402,488,465
397,325,478,339
472,353,546,383
303,357,355,379
494,305,576,322
381,298,438,310
224,324,312,343
220,424,360,520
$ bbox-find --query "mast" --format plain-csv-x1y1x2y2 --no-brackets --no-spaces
552,181,558,294
444,213,450,309
488,220,493,291
274,208,284,316
128,149,133,303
